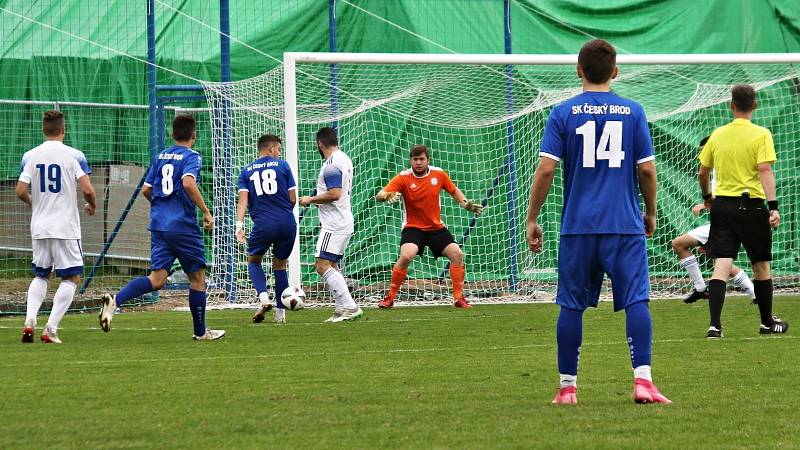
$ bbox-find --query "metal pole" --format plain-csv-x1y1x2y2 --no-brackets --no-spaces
328,0,339,132
219,0,236,302
503,0,519,291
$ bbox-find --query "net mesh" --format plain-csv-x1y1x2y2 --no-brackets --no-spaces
203,60,800,307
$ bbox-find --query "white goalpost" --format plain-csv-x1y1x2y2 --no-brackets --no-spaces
202,52,800,307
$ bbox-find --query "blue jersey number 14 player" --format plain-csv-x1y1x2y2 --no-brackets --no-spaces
525,39,669,405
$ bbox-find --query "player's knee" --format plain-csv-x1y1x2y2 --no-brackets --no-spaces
752,261,771,279
448,248,464,265
396,254,413,267
315,259,331,275
272,258,287,270
149,271,169,290
670,237,684,253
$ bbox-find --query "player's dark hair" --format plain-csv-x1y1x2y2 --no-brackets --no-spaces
42,110,65,137
578,39,617,84
172,114,196,142
316,127,338,148
257,134,282,150
731,84,757,112
410,144,430,159
699,135,710,148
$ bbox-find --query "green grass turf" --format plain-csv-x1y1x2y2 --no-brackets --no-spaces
1,296,798,449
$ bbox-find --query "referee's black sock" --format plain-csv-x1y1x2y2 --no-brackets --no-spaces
753,279,774,327
708,279,727,330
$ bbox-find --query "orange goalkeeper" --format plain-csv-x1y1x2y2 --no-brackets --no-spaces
375,144,484,309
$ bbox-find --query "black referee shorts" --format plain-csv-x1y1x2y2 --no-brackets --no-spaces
400,227,456,258
706,196,772,262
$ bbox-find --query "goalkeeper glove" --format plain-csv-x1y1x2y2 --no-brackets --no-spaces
385,191,401,204
464,200,484,216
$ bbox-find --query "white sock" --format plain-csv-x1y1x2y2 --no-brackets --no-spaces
680,255,706,291
559,374,577,388
322,268,356,309
25,277,49,328
634,365,652,381
258,291,270,306
732,270,756,300
46,280,76,332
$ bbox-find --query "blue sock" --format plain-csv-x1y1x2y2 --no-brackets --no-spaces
556,306,583,376
625,301,653,368
116,277,154,307
188,289,207,337
248,262,268,295
273,269,289,310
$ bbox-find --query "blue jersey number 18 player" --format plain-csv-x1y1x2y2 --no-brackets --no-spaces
235,134,297,324
525,39,670,405
99,115,225,340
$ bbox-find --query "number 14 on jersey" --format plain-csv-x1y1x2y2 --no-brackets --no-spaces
576,120,624,168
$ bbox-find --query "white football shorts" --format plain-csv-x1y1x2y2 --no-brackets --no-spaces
32,238,84,277
686,223,710,246
315,230,352,263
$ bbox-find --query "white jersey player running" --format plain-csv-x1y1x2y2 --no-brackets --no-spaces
299,127,362,323
16,110,97,344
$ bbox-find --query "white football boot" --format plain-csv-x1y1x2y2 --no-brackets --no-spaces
332,306,363,323
193,329,226,340
99,293,116,332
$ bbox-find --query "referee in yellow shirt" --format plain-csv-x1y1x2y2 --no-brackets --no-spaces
698,84,787,338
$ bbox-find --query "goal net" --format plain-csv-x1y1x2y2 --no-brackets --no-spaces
202,53,800,307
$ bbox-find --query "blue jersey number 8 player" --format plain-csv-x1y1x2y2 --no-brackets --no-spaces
99,115,224,340
525,39,670,405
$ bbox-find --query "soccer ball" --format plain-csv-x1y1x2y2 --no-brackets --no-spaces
280,286,306,311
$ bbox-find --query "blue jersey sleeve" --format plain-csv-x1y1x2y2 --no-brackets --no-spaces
633,107,655,163
282,161,297,191
76,152,92,175
322,164,342,189
182,153,201,180
540,107,564,161
144,162,156,186
238,169,249,192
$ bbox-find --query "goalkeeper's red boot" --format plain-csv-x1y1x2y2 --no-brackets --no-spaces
378,296,394,309
21,327,34,343
453,297,472,309
552,386,577,405
633,378,671,404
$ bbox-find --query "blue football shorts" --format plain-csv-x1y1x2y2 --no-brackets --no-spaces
556,234,650,312
150,230,206,274
247,222,296,260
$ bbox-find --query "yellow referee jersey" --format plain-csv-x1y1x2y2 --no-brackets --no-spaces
699,118,776,199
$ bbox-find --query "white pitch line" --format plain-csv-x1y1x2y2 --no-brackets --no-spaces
1,335,795,369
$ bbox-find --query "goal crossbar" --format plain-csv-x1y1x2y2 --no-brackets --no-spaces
286,52,800,66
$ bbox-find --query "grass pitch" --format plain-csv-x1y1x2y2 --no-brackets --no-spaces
1,296,798,449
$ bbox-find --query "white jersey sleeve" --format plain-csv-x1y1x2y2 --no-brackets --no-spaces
20,141,89,240
316,149,354,233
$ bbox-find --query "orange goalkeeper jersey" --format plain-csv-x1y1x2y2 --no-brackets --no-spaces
384,166,456,231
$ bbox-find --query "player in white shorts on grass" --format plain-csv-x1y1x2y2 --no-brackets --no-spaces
299,127,362,323
17,110,97,344
671,136,755,304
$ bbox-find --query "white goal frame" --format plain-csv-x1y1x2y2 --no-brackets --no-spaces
280,51,800,288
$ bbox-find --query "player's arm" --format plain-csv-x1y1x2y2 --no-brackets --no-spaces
142,185,153,202
235,190,248,243
376,189,400,203
300,188,341,207
78,174,97,216
300,165,342,207
15,181,31,207
758,162,780,228
698,164,713,210
448,186,483,216
525,157,558,252
637,160,657,237
183,175,214,231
